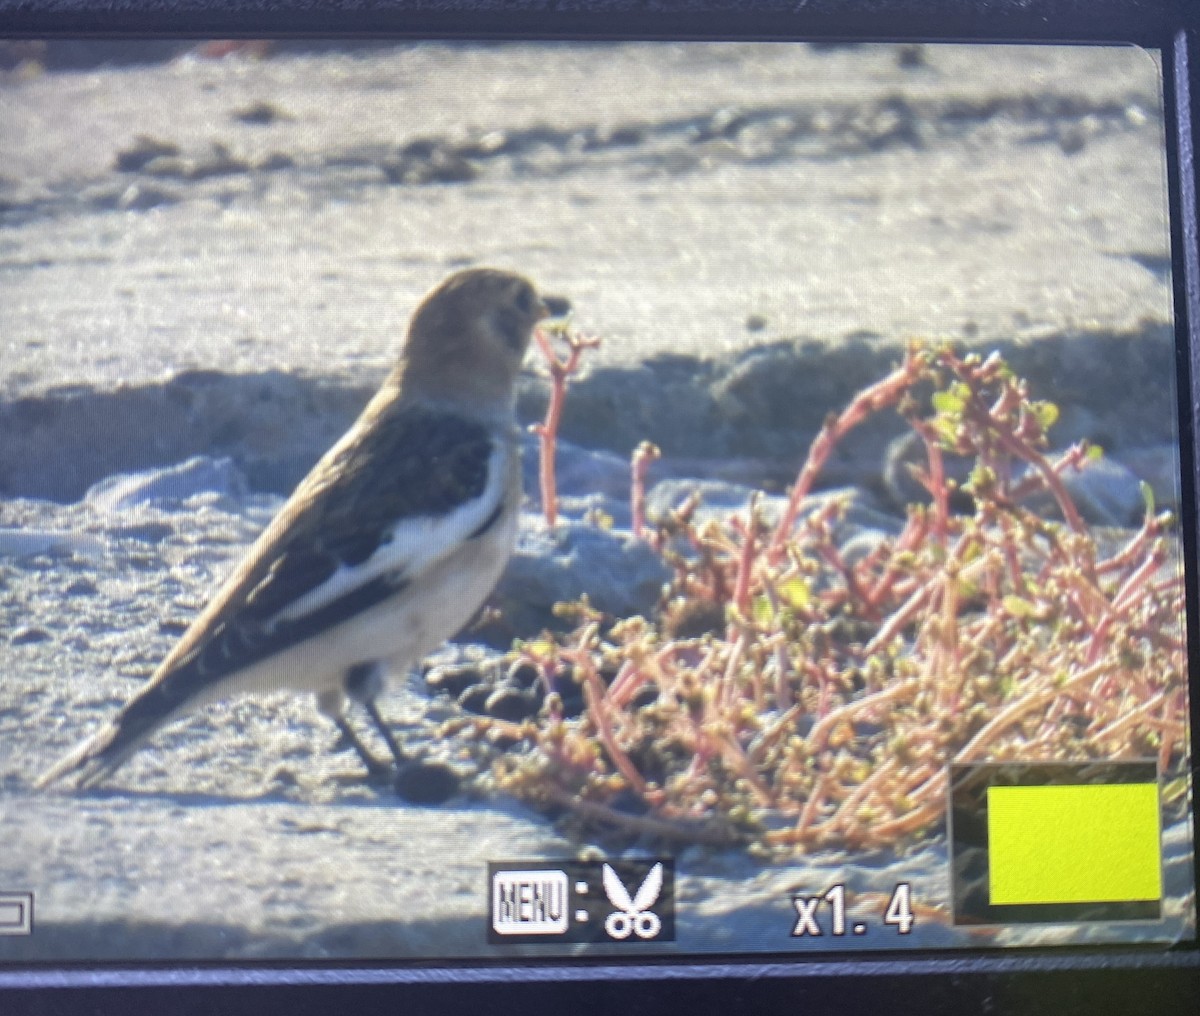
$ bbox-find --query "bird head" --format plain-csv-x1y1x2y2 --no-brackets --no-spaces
397,268,571,413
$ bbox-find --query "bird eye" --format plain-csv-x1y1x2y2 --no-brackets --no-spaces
493,306,529,351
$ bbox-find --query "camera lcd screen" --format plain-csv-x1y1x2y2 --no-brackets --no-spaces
0,39,1193,962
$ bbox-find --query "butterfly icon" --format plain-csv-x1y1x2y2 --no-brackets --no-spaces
602,862,664,940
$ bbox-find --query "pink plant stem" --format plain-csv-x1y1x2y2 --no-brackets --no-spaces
573,651,653,802
1077,545,1164,680
630,441,661,542
531,329,564,528
605,658,645,710
814,541,865,613
805,680,917,754
519,644,563,698
1089,690,1166,745
791,773,831,845
865,509,930,609
718,627,751,713
531,327,600,529
863,580,936,655
956,658,1112,762
748,701,804,765
933,568,963,713
1007,443,1092,505
1161,693,1185,772
773,634,792,712
1097,512,1159,575
861,770,948,842
987,425,1087,533
911,419,950,544
712,729,774,805
830,758,897,838
769,352,922,561
731,513,757,617
1111,544,1165,614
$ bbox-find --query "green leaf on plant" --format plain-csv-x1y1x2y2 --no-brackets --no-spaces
780,577,811,609
1002,595,1037,618
752,596,773,624
1031,400,1059,431
931,389,964,414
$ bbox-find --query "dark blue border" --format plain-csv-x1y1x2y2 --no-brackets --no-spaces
1,2,1198,1013
0,0,1194,44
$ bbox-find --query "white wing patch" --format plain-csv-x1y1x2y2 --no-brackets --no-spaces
270,441,510,627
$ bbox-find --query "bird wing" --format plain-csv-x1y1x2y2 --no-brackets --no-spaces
168,399,507,684
104,397,509,738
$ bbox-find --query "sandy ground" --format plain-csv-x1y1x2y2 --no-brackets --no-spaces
0,41,1192,962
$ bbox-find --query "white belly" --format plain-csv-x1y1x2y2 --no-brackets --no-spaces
183,501,519,709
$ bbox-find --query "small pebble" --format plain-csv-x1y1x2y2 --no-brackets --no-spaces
232,100,291,125
457,685,493,716
485,687,539,722
427,664,485,699
506,661,541,690
394,761,459,804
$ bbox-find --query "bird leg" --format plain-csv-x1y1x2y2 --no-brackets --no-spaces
363,699,412,768
317,678,391,779
332,714,394,780
344,662,412,770
332,663,461,804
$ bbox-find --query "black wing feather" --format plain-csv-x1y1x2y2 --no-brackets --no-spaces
170,405,496,685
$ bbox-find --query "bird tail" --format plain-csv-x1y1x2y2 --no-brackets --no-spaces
34,720,133,790
35,670,196,790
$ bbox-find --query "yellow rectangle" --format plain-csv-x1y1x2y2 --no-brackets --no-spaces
987,783,1162,905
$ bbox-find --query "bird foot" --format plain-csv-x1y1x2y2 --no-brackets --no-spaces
332,716,393,780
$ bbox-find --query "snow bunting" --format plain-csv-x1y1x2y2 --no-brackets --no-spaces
39,268,570,798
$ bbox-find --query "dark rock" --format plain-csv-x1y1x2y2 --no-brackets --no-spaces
485,687,540,722
426,664,486,699
381,146,478,185
86,456,249,511
232,100,292,125
115,135,180,172
554,678,587,720
393,761,459,804
457,685,493,716
485,728,524,752
257,152,296,171
578,125,643,150
11,626,52,645
505,661,542,691
497,516,670,637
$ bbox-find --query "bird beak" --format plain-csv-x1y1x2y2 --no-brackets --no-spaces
539,294,572,320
